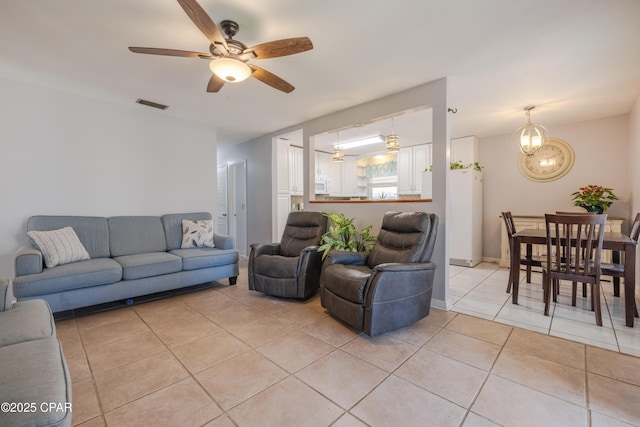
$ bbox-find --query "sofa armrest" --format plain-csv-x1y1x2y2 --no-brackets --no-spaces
213,233,235,250
1,278,15,311
15,245,43,276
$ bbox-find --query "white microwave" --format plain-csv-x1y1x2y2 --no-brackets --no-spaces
315,180,329,194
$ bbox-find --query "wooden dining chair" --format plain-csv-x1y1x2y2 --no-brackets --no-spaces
600,213,640,316
556,211,596,299
542,213,607,326
502,211,543,293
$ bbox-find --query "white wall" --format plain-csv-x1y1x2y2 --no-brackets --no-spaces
480,115,630,260
0,77,217,277
629,94,640,294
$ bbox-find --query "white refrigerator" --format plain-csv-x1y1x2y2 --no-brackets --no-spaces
449,169,483,267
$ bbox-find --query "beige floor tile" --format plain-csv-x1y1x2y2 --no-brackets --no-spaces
74,308,138,330
181,289,238,313
227,376,344,427
196,350,288,410
65,351,91,383
296,349,387,409
587,345,640,386
423,307,459,327
424,329,501,371
269,298,329,328
226,316,296,347
395,348,488,408
492,347,586,406
55,319,84,358
84,331,166,373
588,373,640,425
71,378,101,426
389,315,445,347
351,375,466,427
505,327,585,369
75,416,105,427
203,303,264,329
445,313,513,345
171,330,250,374
302,316,361,347
257,330,334,373
332,413,368,427
461,412,501,426
341,334,418,372
590,410,637,426
472,375,587,427
135,301,203,330
94,351,187,411
153,312,222,348
78,316,150,348
236,293,295,315
104,378,221,427
202,414,237,427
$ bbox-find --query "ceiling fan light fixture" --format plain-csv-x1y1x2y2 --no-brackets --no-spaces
209,57,251,82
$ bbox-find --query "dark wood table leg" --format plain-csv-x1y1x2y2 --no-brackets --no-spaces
624,243,636,327
511,236,521,304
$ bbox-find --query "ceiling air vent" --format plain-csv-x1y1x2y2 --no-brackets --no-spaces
135,99,168,110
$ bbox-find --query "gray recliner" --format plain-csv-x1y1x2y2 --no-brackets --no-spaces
320,211,438,336
248,211,328,299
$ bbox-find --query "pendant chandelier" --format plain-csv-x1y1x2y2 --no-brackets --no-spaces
386,117,400,153
332,132,344,162
515,106,548,156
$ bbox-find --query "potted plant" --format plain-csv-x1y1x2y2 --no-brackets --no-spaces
571,184,618,213
317,213,377,260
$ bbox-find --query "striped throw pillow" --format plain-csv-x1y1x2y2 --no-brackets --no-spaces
28,227,90,268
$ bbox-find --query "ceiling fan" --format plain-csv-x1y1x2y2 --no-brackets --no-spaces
129,0,313,93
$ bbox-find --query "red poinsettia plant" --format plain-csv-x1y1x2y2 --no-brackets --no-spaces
571,184,618,213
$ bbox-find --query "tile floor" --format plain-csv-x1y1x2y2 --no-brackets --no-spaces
58,261,640,426
450,262,640,357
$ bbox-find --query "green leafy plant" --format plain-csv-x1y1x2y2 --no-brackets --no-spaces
424,161,484,172
317,213,377,260
571,184,618,213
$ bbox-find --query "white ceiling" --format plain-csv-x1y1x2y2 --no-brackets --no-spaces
1,0,639,146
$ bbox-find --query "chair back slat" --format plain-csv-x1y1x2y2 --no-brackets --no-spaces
630,213,640,241
544,213,607,278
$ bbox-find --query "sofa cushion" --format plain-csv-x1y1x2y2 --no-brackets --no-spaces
114,252,182,280
0,299,55,347
0,338,72,427
181,219,215,248
13,258,123,298
162,212,213,251
170,248,239,271
109,216,167,257
28,227,91,268
27,215,110,259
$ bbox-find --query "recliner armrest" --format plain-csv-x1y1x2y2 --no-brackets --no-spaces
373,261,437,273
250,243,281,257
323,250,368,266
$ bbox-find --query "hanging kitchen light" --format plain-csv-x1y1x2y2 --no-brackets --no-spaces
332,132,344,162
386,117,400,153
515,106,548,156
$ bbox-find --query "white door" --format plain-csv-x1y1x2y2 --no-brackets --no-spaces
216,165,229,235
228,160,248,256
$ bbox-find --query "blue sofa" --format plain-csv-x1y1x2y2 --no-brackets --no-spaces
13,212,239,313
0,278,72,427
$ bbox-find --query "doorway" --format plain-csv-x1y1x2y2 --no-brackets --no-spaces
228,160,248,256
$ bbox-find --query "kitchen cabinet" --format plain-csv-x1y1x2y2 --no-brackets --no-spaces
315,151,332,181
398,144,430,195
289,145,303,195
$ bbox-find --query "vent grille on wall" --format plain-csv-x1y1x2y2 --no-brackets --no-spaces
135,99,168,110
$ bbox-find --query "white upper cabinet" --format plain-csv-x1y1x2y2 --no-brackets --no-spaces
398,144,431,195
289,145,303,195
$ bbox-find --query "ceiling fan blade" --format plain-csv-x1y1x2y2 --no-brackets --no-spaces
129,47,212,59
207,74,226,93
249,65,294,93
243,37,313,60
176,0,229,55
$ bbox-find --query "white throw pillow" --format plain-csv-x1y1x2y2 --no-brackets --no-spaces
181,219,215,248
27,227,91,268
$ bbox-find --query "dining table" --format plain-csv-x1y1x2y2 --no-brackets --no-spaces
510,228,639,327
